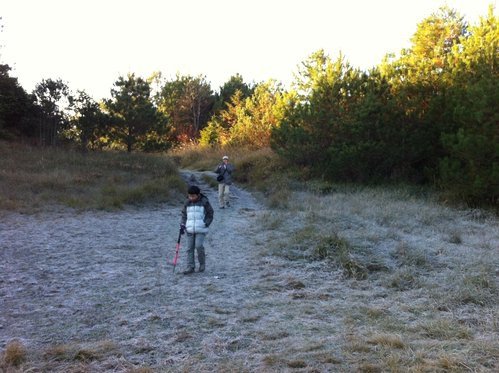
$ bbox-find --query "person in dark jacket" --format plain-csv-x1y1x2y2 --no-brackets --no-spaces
215,155,235,209
180,185,214,274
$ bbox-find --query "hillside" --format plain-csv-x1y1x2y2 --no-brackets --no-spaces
1,167,498,372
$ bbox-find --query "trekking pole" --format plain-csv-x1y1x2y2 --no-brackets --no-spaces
172,227,183,273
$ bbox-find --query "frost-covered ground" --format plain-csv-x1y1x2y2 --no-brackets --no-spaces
1,172,498,372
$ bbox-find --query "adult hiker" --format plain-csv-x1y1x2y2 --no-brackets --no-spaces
180,185,214,274
215,155,234,209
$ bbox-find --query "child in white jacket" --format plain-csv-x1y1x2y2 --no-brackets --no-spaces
180,185,214,274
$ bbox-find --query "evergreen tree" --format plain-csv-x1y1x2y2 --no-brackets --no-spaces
213,73,253,114
68,90,109,150
439,6,499,205
105,74,166,152
0,64,36,139
33,78,71,146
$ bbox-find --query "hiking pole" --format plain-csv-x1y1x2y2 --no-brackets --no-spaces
172,227,183,273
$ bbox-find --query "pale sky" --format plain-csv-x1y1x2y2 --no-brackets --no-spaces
1,0,496,100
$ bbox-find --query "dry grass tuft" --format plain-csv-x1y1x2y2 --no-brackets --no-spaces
42,340,120,365
43,344,73,361
344,334,372,354
392,242,431,268
436,265,498,308
367,333,405,349
207,317,226,328
358,363,383,373
447,230,463,244
128,368,155,373
287,359,307,368
365,307,387,319
263,354,282,367
1,340,27,367
174,330,192,342
314,234,368,279
74,348,99,361
386,267,420,290
286,278,306,290
259,331,290,341
420,319,472,340
241,314,260,323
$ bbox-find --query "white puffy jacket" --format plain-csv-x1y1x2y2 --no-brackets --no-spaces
181,194,214,234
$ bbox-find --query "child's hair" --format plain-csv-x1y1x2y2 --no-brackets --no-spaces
188,185,200,195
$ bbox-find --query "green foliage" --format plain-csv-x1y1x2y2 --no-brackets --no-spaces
33,78,71,146
66,90,110,150
437,7,499,206
199,118,225,147
201,81,284,148
199,90,246,146
270,7,498,207
212,73,253,114
104,73,169,152
227,81,284,148
272,50,426,182
272,50,358,167
440,126,498,205
0,64,37,139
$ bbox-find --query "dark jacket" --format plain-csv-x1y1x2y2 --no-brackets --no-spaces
215,163,235,185
181,194,214,234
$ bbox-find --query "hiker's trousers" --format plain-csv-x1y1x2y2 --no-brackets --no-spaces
218,183,230,207
185,232,206,270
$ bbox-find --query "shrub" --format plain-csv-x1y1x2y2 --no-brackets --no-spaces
2,340,27,367
314,234,367,279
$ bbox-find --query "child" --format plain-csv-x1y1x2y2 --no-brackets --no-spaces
180,185,214,274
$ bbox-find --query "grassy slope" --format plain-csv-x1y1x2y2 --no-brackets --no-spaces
0,141,186,212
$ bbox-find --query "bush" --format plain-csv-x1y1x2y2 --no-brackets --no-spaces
2,340,27,367
314,234,368,279
439,126,499,207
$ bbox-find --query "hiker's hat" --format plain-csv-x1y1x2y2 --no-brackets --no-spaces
222,155,229,160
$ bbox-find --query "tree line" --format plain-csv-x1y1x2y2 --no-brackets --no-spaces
0,6,497,207
0,68,250,151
